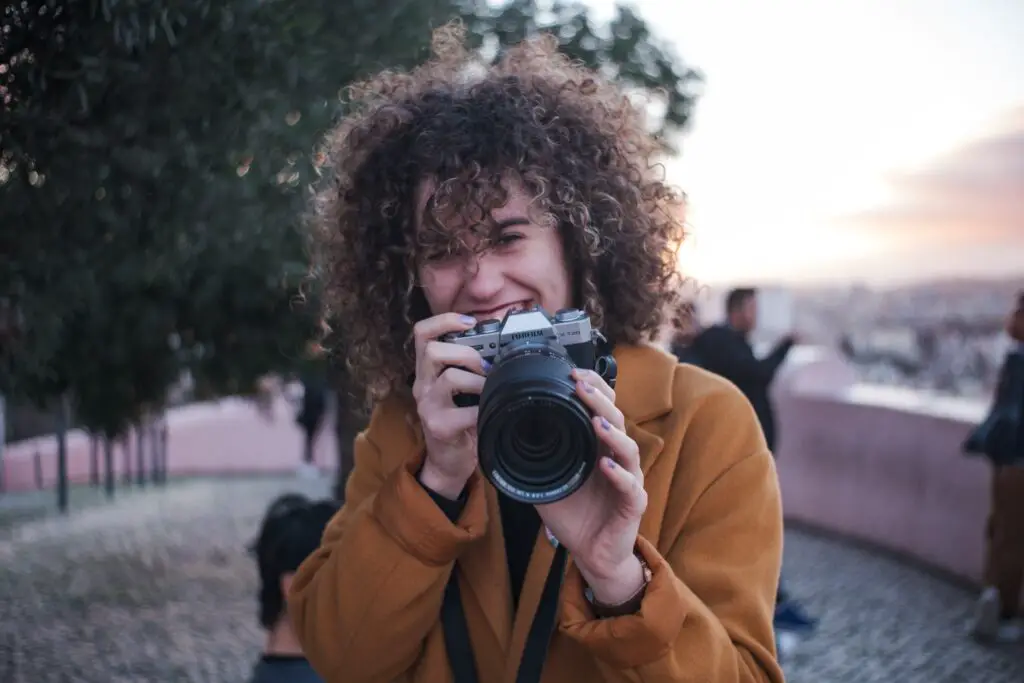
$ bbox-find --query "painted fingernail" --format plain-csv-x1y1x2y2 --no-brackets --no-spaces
481,359,491,373
581,381,595,393
600,416,611,430
604,456,616,468
460,315,476,325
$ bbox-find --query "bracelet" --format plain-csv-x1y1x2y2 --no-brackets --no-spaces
584,552,652,618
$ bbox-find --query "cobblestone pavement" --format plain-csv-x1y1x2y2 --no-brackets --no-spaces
0,478,1021,683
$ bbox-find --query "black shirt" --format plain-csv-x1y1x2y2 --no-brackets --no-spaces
249,654,322,683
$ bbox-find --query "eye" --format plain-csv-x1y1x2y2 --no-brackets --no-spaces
423,244,462,263
495,231,524,247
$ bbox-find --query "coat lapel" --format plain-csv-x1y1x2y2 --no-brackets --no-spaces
613,344,675,473
458,484,514,657
397,343,678,680
493,344,676,683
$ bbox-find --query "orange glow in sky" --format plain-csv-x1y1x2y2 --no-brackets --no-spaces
584,0,1024,285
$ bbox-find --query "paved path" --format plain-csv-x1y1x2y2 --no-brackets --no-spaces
0,477,1021,683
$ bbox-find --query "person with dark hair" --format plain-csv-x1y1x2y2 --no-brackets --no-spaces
288,24,785,683
690,288,794,451
248,493,339,683
967,293,1024,643
689,287,816,648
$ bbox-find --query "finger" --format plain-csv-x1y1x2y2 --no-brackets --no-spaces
575,378,624,430
413,313,477,361
432,367,486,401
571,368,615,403
594,415,642,478
422,405,479,442
421,340,489,379
599,456,648,516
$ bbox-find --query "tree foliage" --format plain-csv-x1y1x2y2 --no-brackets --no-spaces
1,0,700,438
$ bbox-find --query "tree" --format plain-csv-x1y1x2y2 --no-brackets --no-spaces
1,0,701,456
1,0,450,434
461,0,700,147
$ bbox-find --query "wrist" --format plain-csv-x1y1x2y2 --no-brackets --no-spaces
418,461,468,500
579,553,645,606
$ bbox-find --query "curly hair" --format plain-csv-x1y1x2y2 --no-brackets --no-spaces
311,22,687,404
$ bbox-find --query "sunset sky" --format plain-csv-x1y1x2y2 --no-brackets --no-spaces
585,0,1024,286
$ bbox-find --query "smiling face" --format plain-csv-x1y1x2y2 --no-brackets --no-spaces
414,177,573,323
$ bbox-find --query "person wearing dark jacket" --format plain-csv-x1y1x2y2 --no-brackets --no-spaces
968,293,1024,643
689,289,795,451
295,343,330,479
690,288,816,649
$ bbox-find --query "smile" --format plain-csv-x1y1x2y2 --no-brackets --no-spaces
468,300,534,321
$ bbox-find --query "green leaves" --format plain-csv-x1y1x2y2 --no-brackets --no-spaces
1,0,699,436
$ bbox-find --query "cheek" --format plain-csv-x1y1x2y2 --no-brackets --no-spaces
527,242,571,301
418,267,457,313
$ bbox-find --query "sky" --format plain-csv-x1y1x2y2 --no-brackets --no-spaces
583,0,1024,286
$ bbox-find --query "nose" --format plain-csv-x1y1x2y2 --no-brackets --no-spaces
461,252,504,302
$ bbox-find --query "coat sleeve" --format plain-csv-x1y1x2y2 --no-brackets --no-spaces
558,387,785,683
287,402,489,683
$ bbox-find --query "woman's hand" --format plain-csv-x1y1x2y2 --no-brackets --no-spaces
412,313,489,500
535,368,648,605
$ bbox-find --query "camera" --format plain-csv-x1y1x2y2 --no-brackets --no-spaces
442,306,617,504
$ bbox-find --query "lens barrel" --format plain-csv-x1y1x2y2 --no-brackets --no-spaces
477,341,597,504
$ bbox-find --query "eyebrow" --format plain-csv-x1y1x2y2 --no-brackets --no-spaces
494,217,531,229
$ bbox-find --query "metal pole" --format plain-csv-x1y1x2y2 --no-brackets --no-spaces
56,394,70,513
159,419,169,485
122,433,132,486
0,393,6,493
103,436,115,499
136,419,146,487
89,435,99,487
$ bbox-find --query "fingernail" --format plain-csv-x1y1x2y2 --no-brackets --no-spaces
460,315,476,325
604,456,616,468
600,416,611,430
481,359,491,373
581,381,595,393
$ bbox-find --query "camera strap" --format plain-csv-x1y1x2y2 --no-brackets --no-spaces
441,544,568,683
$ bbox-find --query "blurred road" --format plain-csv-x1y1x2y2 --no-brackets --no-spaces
0,477,1021,683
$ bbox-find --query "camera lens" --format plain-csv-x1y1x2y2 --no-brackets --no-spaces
476,340,598,504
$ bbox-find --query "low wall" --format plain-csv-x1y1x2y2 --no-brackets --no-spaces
0,394,340,493
0,350,1003,594
773,348,993,587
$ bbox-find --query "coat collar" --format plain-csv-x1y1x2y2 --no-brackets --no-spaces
610,343,678,424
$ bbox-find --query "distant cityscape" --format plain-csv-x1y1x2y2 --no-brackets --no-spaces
688,277,1024,400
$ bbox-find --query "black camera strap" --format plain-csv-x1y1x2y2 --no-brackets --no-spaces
441,544,568,683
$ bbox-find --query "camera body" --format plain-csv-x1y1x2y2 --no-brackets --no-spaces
443,306,615,401
441,306,617,504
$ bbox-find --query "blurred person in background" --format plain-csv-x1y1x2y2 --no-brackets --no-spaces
295,341,330,479
667,299,704,365
966,292,1024,644
287,25,785,683
248,494,339,683
690,288,817,649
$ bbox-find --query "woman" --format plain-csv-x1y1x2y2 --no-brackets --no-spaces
289,25,785,683
968,293,1024,643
